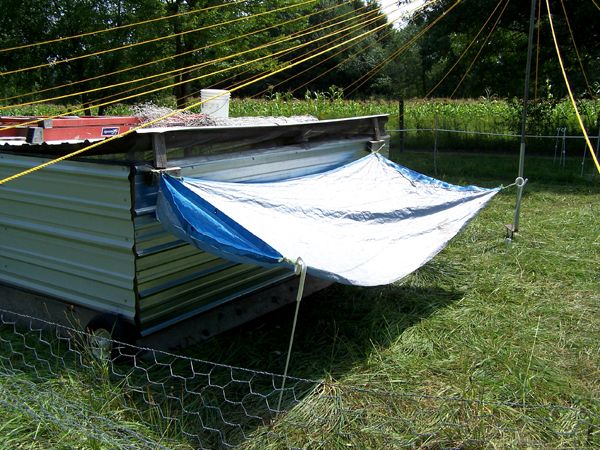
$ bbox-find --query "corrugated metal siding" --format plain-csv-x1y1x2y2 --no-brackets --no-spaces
0,154,136,321
134,138,370,334
175,138,374,181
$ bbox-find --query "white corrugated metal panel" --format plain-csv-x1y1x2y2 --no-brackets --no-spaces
0,154,136,320
173,138,375,181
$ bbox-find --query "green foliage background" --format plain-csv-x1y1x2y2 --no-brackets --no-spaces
1,0,597,108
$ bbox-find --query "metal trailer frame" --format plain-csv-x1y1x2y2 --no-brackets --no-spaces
0,115,388,349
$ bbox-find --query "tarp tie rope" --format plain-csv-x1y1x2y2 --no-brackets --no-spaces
370,141,386,154
277,257,307,413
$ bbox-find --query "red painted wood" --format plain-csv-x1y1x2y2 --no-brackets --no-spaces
0,116,142,141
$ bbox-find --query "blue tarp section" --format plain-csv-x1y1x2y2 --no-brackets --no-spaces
157,153,499,286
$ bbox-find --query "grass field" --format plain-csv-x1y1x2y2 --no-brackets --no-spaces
1,147,598,448
1,97,599,447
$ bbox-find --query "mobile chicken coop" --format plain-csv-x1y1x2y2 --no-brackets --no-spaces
0,114,389,348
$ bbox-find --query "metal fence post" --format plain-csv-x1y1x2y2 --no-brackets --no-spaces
596,124,600,177
553,128,560,164
399,98,405,157
560,128,567,169
581,139,587,176
433,115,439,176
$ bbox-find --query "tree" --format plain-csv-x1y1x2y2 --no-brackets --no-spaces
0,0,170,110
410,0,599,99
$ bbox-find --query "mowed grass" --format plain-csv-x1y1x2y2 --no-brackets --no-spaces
149,152,598,446
1,148,599,447
193,151,599,396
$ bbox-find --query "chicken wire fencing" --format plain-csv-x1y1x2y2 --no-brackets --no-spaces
0,306,598,449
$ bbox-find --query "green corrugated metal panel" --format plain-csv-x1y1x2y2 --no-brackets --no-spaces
0,154,136,320
133,138,372,334
138,266,291,335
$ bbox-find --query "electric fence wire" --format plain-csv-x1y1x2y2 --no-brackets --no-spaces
387,128,600,140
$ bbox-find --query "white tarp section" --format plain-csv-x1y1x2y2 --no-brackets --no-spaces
158,153,499,286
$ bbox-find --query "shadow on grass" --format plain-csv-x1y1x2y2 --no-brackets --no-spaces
183,265,464,381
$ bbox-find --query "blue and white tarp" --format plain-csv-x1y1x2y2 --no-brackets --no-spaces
157,153,499,286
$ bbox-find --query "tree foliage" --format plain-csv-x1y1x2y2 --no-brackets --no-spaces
0,0,597,109
412,0,600,99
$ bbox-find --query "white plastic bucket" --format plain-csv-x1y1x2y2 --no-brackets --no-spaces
200,89,230,118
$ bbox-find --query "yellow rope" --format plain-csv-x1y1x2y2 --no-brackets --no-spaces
235,17,384,97
546,0,600,175
559,0,594,97
274,0,429,98
449,0,510,98
114,1,372,108
0,0,318,77
1,2,367,131
0,20,390,185
263,26,395,98
0,0,351,106
591,0,600,10
0,0,247,53
96,4,385,102
274,0,420,97
345,0,455,96
426,0,506,98
182,2,376,104
0,4,383,130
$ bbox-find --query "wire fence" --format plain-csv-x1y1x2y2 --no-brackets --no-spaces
385,126,600,178
1,306,598,449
